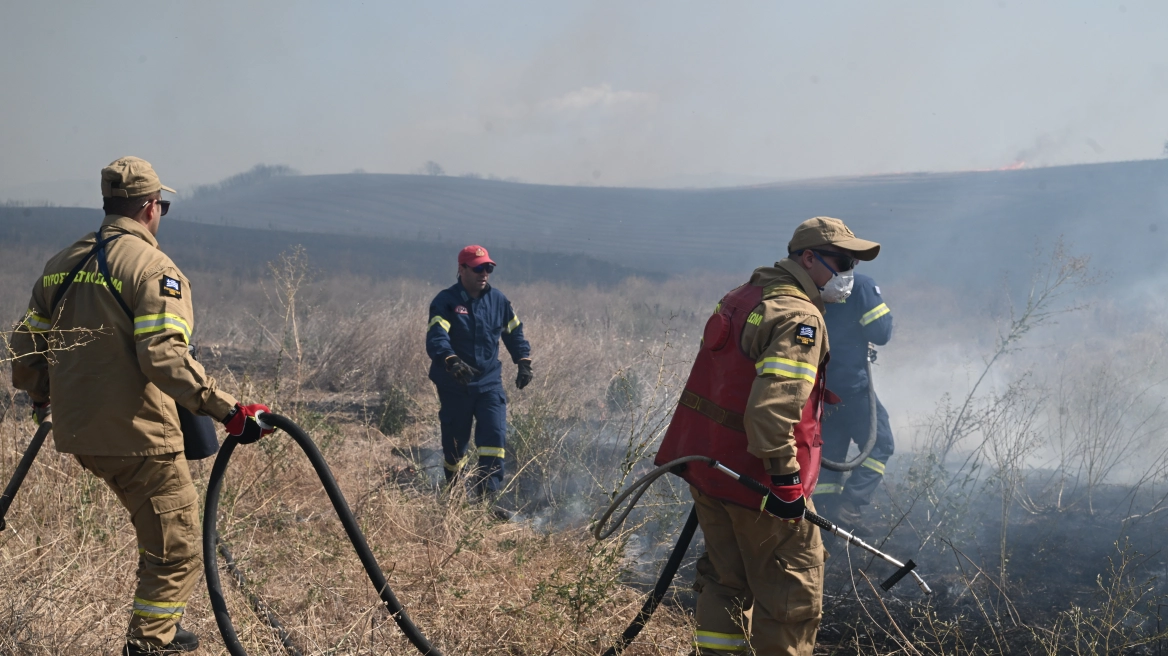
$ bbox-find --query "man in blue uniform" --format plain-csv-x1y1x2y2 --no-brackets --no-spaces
426,245,532,499
816,273,893,535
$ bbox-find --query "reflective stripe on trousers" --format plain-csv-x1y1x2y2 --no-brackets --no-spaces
694,630,748,652
133,597,186,620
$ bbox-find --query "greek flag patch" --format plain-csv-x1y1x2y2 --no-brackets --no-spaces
795,323,816,346
159,275,182,299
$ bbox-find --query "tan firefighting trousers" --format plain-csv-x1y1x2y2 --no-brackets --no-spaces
691,486,825,656
77,452,201,648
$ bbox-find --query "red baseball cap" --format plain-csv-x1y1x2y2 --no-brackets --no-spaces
458,245,496,268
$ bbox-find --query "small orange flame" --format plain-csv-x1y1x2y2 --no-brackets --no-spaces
1000,160,1026,171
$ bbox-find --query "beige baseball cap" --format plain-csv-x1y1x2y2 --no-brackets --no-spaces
100,156,176,198
788,216,880,261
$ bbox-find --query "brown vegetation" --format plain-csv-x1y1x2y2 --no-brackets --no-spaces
1,237,1168,655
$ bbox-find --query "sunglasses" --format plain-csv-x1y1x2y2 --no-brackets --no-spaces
812,250,857,272
465,263,495,274
142,198,171,216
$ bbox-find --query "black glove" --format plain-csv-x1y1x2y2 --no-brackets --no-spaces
445,356,480,385
762,473,806,523
516,359,533,389
32,401,51,424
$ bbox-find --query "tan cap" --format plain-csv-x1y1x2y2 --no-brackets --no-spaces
788,216,880,261
100,156,176,198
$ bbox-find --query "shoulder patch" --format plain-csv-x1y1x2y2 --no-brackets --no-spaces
875,285,881,295
795,323,817,346
159,275,182,299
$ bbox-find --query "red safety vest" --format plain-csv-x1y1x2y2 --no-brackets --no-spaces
655,282,827,509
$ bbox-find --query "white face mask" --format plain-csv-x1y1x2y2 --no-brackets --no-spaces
820,269,854,303
811,250,855,303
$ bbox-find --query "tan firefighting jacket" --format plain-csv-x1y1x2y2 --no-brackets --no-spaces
10,215,237,456
739,258,830,476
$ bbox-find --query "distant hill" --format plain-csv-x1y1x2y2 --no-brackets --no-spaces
0,208,657,289
167,160,1168,292
8,159,1168,299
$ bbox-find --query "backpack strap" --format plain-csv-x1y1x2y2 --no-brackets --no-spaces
95,235,133,321
49,230,129,317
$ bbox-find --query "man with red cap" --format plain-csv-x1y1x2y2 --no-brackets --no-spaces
426,245,532,505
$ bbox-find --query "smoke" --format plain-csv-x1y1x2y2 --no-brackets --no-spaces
6,3,1168,191
1005,129,1077,168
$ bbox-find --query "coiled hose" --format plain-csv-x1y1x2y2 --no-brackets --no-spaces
203,413,443,656
592,456,711,655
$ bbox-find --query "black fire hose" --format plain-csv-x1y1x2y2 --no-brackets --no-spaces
204,412,443,656
0,419,52,532
820,351,878,472
600,507,698,656
594,456,930,655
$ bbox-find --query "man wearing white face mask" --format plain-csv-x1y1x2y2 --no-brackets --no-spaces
657,216,877,655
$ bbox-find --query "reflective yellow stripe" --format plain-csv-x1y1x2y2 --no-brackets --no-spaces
714,302,722,314
746,312,763,326
444,454,470,472
22,310,51,333
755,357,817,382
862,457,886,475
133,313,191,343
814,483,842,495
860,303,890,326
477,446,505,459
429,315,451,332
132,609,185,619
505,315,521,334
132,597,186,619
694,631,748,651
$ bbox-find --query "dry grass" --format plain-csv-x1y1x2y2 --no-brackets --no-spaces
3,245,1168,655
0,255,719,655
0,407,700,655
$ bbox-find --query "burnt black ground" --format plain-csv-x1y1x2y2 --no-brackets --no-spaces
611,464,1168,654
812,465,1168,653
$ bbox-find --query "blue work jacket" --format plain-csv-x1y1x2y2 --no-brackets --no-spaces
426,282,530,390
823,273,893,395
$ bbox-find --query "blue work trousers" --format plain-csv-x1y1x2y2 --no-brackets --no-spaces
817,388,894,506
437,385,507,495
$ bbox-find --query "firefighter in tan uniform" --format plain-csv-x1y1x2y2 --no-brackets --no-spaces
10,157,273,655
659,218,878,655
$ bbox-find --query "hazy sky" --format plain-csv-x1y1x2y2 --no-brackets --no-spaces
2,1,1167,199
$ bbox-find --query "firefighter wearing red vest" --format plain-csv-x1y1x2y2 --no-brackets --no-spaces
655,217,879,655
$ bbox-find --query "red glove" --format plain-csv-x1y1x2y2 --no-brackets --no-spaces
763,473,806,523
223,403,273,444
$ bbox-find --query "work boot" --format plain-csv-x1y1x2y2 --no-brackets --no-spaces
835,498,873,537
472,488,515,522
123,624,199,655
